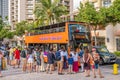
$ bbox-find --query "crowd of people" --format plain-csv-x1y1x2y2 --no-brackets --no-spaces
0,46,104,78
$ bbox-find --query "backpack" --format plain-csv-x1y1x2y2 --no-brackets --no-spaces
79,50,84,58
21,50,26,58
55,51,61,61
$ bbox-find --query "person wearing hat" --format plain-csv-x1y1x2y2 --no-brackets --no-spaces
91,48,104,78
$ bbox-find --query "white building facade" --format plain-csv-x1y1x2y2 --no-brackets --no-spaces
106,24,120,52
8,0,36,30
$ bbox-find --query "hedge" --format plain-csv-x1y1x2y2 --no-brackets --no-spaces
114,51,120,57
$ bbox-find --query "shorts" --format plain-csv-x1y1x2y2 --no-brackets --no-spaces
36,59,41,65
94,63,99,69
57,61,63,70
9,55,13,60
0,66,1,71
28,58,33,64
68,64,73,69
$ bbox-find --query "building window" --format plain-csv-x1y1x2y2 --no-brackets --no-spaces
28,15,33,18
28,10,32,13
103,0,111,7
116,38,120,51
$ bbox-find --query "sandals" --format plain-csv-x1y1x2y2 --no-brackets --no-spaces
94,76,96,78
100,76,104,78
85,75,90,77
0,75,3,77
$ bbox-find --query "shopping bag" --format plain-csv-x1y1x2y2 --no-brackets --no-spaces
2,57,6,70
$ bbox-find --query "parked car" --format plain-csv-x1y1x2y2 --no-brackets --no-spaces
93,46,117,65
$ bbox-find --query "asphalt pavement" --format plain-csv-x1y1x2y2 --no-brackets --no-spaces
0,64,120,80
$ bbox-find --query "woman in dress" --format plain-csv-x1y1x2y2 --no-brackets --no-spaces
83,47,91,77
40,49,45,72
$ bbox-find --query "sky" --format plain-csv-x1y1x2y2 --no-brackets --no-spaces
73,0,82,10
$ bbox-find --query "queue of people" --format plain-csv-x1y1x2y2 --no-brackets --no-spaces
0,46,104,78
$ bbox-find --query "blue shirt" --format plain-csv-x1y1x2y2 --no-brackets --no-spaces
79,50,84,58
68,57,73,65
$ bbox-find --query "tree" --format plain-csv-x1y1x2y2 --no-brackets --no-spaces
106,0,120,25
77,2,99,46
34,0,67,25
15,21,37,36
15,21,29,36
0,16,4,31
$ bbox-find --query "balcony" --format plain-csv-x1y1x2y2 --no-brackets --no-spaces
26,1,33,5
26,12,33,15
26,6,33,10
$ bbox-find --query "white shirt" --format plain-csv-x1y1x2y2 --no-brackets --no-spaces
60,51,68,61
72,53,78,61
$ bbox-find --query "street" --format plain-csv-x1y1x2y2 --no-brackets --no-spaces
0,64,120,80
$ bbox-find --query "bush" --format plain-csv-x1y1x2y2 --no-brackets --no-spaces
114,51,120,57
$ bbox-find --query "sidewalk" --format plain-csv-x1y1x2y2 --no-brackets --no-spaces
0,65,120,80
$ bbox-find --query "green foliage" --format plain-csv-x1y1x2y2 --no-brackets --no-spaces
0,29,14,39
34,0,67,25
77,0,120,27
114,51,120,57
0,16,14,39
15,21,27,36
0,16,4,30
15,21,38,36
106,0,120,25
77,2,97,25
15,21,35,36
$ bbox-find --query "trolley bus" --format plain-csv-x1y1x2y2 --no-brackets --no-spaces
25,21,91,51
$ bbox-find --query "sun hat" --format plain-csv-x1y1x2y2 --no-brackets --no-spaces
92,48,96,51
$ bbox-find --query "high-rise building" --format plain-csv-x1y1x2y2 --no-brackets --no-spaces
0,0,8,22
82,0,114,9
8,0,36,30
59,0,70,12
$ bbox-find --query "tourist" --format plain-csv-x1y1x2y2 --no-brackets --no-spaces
0,51,3,77
9,47,14,66
68,54,73,74
91,48,104,78
40,49,45,72
83,47,91,77
46,48,55,74
21,47,27,72
13,47,20,68
35,48,41,72
79,48,84,72
72,48,79,73
27,48,34,72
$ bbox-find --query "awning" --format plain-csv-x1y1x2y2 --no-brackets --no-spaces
115,30,120,36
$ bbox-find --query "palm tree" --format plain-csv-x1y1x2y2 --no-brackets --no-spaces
34,0,67,25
